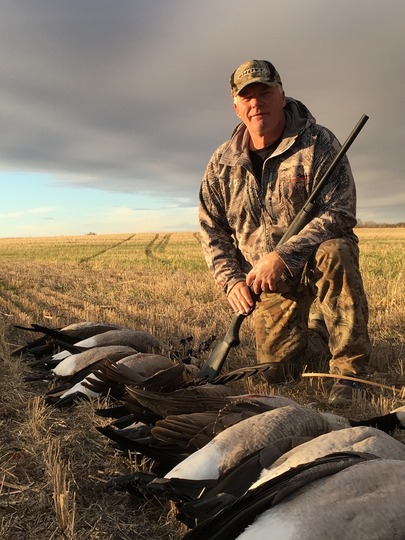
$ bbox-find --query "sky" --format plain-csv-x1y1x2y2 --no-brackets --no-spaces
1,0,404,238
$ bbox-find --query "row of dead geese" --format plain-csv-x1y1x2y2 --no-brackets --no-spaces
13,321,405,539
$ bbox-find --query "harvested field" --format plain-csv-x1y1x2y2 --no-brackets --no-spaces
0,229,404,539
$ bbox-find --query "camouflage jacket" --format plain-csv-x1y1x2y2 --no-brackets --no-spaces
199,97,359,294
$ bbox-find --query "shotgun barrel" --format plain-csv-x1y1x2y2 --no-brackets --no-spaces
279,114,369,244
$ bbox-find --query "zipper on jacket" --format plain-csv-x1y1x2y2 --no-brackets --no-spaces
262,169,277,223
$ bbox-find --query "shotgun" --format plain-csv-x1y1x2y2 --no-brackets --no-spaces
198,114,369,380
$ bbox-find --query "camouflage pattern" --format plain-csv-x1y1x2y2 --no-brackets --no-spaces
252,238,371,378
230,59,282,96
199,98,359,297
199,97,371,378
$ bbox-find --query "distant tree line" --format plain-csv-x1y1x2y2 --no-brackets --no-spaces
356,220,405,228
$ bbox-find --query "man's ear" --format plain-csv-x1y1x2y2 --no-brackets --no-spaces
233,102,241,117
282,90,286,107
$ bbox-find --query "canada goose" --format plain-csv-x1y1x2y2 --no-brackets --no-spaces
103,405,405,511
350,404,405,433
133,397,405,457
149,397,303,453
96,385,244,468
99,407,250,470
12,321,128,358
177,425,405,528
98,421,191,473
183,454,405,540
175,437,314,527
96,383,238,427
252,425,405,488
46,352,177,407
98,388,405,464
123,387,297,418
49,328,164,363
51,345,137,377
87,355,201,396
96,358,278,394
164,405,333,482
112,435,313,509
92,362,286,436
23,345,138,383
87,353,180,388
162,403,405,482
97,393,301,479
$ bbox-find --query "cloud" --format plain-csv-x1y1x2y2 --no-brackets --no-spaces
0,207,54,218
0,0,404,224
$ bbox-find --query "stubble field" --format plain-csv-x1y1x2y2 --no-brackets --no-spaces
0,228,404,539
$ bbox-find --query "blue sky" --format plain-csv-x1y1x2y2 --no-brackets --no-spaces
1,0,404,238
1,172,197,236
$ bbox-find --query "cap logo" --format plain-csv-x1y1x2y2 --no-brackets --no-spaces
230,60,280,96
238,66,270,81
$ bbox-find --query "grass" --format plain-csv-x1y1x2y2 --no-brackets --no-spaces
0,228,404,538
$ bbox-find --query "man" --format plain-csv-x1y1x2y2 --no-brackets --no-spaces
199,59,371,405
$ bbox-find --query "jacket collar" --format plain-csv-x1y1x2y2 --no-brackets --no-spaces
220,97,316,166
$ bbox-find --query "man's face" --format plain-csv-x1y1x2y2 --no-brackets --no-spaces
233,82,286,139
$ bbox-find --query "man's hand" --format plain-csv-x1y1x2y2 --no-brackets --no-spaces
227,281,255,315
246,252,287,294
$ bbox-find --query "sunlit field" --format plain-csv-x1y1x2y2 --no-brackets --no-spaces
0,229,404,538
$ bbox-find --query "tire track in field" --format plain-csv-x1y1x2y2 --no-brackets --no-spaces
144,233,172,260
79,234,136,263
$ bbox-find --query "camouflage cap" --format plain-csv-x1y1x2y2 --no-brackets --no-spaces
230,59,282,97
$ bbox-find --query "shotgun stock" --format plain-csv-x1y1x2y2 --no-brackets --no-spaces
198,114,369,380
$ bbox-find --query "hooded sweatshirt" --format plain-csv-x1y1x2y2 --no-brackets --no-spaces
199,98,358,295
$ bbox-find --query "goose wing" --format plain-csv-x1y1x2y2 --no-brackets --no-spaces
182,452,377,540
125,385,235,418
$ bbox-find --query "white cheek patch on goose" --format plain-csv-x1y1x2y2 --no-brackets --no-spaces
165,442,223,480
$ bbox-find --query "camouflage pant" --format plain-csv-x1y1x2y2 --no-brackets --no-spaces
252,238,371,379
